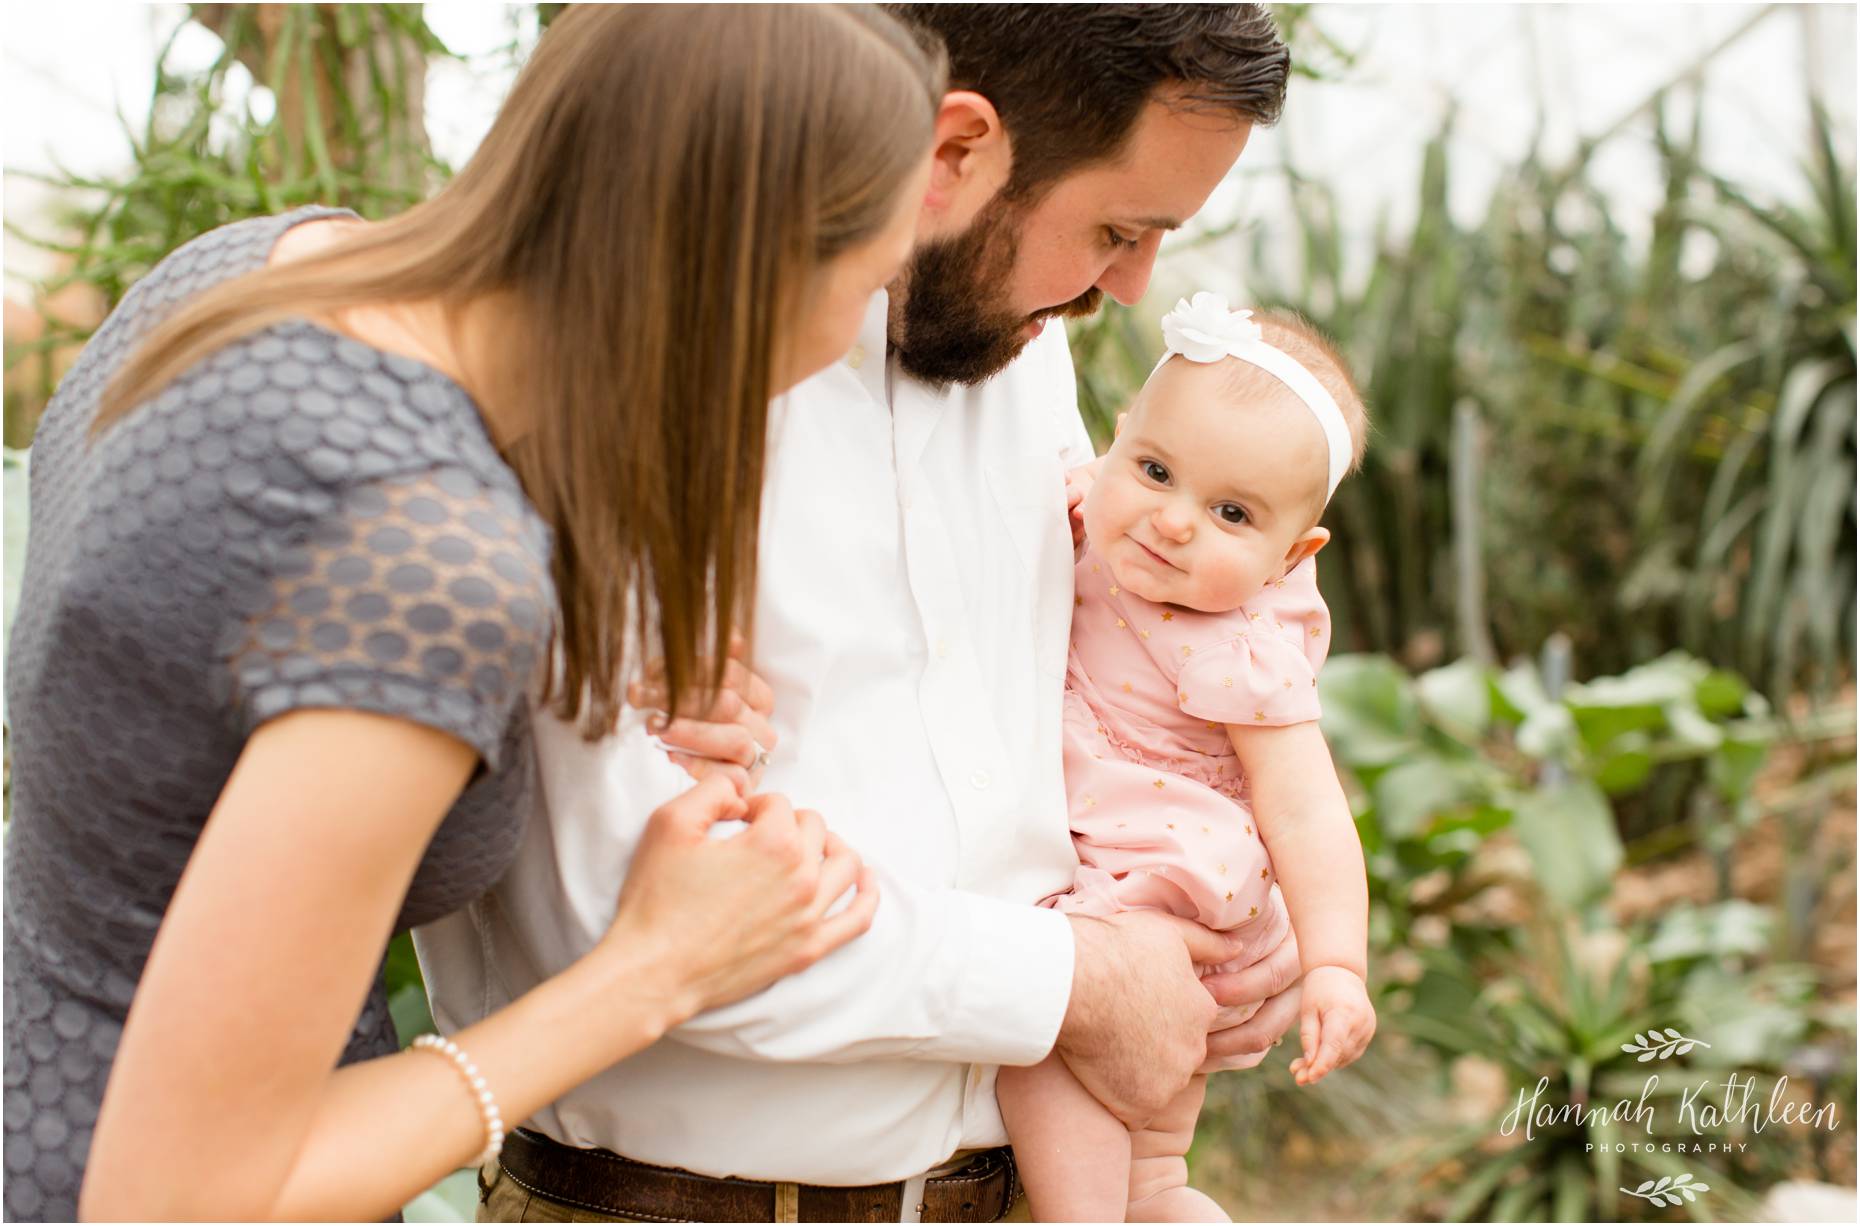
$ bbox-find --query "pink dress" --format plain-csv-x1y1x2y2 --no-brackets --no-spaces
1045,544,1331,1050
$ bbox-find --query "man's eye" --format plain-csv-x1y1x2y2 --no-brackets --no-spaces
1215,503,1248,525
1105,228,1139,251
1141,460,1170,483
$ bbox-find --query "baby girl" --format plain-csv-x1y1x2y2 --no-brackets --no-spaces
996,294,1376,1222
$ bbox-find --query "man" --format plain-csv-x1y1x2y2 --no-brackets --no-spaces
416,6,1299,1221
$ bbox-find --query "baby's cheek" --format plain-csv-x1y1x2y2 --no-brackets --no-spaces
1188,553,1259,613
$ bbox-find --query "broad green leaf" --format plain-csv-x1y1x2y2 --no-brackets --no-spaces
1417,658,1494,737
1512,780,1623,910
1319,653,1422,767
1372,757,1489,839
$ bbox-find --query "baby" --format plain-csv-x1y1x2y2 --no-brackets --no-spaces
996,294,1376,1222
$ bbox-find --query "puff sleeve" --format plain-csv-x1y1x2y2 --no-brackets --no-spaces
1175,557,1331,728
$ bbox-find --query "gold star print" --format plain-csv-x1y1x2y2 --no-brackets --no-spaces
1179,690,1189,703
1204,721,1218,729
1224,891,1234,903
1096,724,1106,734
1275,579,1285,589
1249,612,1261,622
1283,679,1293,689
1139,629,1150,640
1181,645,1192,657
1116,822,1127,828
1074,595,1083,607
1082,796,1096,807
1244,825,1253,835
1248,905,1259,917
1222,676,1234,688
1254,711,1266,721
1160,611,1174,621
1201,825,1211,834
1121,681,1133,693
1152,779,1166,790
1309,626,1322,637
1108,585,1119,596
1092,563,1100,573
1165,822,1175,830
1217,863,1227,875
1274,621,1283,631
1115,618,1127,629
1260,868,1270,880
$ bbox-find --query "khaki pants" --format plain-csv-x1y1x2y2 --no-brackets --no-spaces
476,1159,1032,1224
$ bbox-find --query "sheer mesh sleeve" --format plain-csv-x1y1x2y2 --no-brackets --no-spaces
223,466,552,768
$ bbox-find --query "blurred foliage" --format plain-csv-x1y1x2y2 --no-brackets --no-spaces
1066,95,1856,705
4,4,456,446
1202,648,1855,1220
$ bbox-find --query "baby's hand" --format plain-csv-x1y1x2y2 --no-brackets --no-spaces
1289,965,1376,1086
1064,458,1104,549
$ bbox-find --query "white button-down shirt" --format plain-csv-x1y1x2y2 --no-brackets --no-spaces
415,291,1095,1184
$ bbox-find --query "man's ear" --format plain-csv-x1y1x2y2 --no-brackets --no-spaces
918,91,1011,239
1282,526,1329,573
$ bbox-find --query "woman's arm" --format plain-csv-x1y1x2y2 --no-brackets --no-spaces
1227,721,1366,980
82,709,870,1221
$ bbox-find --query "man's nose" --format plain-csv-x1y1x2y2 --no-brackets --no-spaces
1095,233,1163,307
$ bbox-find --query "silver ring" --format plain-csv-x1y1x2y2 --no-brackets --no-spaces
748,740,770,770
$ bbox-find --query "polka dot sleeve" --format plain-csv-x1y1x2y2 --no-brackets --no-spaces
224,466,552,767
77,315,562,770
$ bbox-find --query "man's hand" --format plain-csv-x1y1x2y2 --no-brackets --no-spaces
1054,912,1242,1128
1063,458,1105,550
1198,921,1303,1072
627,635,778,795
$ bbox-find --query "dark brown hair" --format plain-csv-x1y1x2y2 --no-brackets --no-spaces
95,4,946,737
884,3,1288,199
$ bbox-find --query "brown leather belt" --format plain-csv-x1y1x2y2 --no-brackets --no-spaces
494,1127,1020,1223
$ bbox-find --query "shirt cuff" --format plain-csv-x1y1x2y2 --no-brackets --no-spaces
939,892,1075,1066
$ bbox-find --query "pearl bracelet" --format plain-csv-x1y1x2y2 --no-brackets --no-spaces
411,1033,506,1168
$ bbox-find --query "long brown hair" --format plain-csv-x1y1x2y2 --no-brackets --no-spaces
95,4,946,737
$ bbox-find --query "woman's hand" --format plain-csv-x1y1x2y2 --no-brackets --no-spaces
601,774,879,1019
628,637,778,794
1289,965,1376,1085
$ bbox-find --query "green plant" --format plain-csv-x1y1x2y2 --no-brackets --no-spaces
1308,649,1855,1219
5,5,458,444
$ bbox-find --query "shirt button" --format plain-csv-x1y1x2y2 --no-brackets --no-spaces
847,344,866,370
970,770,990,790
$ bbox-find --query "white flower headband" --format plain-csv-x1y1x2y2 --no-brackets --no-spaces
1156,292,1352,502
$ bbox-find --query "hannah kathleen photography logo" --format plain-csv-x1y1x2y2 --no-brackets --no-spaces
1493,1023,1845,1209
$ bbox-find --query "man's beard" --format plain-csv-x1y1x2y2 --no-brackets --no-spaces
889,193,1103,388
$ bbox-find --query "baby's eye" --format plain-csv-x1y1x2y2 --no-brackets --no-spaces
1140,460,1171,484
1214,503,1248,525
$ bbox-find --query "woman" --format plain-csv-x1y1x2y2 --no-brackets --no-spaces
1,6,944,1220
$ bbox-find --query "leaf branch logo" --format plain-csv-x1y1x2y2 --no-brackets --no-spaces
1620,1174,1710,1207
1621,1027,1712,1062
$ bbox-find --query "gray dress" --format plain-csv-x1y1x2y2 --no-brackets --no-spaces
3,207,555,1221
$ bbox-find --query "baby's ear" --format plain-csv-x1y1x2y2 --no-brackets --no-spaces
1113,411,1129,438
1282,526,1329,572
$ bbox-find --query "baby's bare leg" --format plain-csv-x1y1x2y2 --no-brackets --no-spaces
998,1054,1132,1221
1125,1075,1229,1222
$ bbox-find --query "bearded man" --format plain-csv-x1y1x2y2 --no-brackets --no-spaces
418,6,1301,1221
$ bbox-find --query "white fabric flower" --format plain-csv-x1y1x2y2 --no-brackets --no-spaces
1159,292,1261,363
